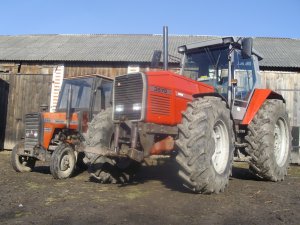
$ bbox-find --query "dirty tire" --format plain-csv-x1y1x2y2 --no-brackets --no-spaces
85,108,139,183
175,96,234,194
11,141,36,172
88,155,140,183
50,144,76,179
245,99,291,181
85,108,114,148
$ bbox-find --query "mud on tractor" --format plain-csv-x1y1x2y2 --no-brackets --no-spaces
11,75,113,179
84,36,291,193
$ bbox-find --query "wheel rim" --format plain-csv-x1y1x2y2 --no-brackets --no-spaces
212,120,230,174
274,118,289,167
60,152,73,172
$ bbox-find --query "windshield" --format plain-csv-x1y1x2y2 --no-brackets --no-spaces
182,46,229,97
57,77,93,109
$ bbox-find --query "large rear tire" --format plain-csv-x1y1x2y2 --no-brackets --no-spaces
11,141,36,172
245,99,291,181
176,96,234,194
50,144,76,179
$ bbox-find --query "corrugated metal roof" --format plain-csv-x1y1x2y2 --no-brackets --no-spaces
0,34,299,68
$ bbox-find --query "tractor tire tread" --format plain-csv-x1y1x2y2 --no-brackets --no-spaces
245,99,291,181
175,96,234,194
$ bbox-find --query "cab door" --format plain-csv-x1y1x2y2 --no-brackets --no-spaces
90,78,113,119
231,51,260,121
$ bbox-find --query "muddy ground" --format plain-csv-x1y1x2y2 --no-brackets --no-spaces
0,151,299,225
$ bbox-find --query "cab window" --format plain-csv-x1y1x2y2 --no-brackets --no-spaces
233,51,256,102
93,80,112,111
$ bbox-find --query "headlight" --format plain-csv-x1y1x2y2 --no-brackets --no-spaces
115,104,124,112
25,130,38,138
33,131,38,138
132,103,141,111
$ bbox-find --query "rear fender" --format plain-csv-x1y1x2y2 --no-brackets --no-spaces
241,89,285,125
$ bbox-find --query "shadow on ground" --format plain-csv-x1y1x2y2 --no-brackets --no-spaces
31,156,262,193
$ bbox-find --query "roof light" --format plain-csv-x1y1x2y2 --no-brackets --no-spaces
178,45,187,54
222,37,234,44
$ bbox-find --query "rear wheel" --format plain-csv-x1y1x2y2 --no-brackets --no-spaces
176,96,234,194
11,141,36,172
50,144,76,179
245,99,291,181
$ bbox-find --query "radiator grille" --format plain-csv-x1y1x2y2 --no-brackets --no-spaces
113,73,145,121
150,94,171,116
24,113,41,150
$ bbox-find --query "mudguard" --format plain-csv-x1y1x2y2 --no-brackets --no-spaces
241,89,285,125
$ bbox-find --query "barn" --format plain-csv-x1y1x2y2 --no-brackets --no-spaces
0,34,299,162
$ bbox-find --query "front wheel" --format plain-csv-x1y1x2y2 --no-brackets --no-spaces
11,141,36,172
50,144,76,179
175,96,234,194
85,108,140,183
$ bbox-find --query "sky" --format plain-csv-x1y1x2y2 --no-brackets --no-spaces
1,0,299,38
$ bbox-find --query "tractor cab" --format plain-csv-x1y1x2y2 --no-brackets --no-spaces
56,75,112,121
178,37,263,121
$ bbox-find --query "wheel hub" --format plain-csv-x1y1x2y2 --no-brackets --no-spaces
60,155,70,171
274,118,289,167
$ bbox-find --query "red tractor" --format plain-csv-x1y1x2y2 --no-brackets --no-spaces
11,75,113,179
84,36,291,193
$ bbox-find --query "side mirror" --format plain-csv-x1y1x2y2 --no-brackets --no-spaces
241,38,253,59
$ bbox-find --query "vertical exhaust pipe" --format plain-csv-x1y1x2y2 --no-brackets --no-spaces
66,85,73,128
163,26,169,70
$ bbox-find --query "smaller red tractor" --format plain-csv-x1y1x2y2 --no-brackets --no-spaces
11,75,113,179
83,37,292,193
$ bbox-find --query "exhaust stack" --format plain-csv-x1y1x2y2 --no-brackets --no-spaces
66,85,73,128
163,26,169,70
